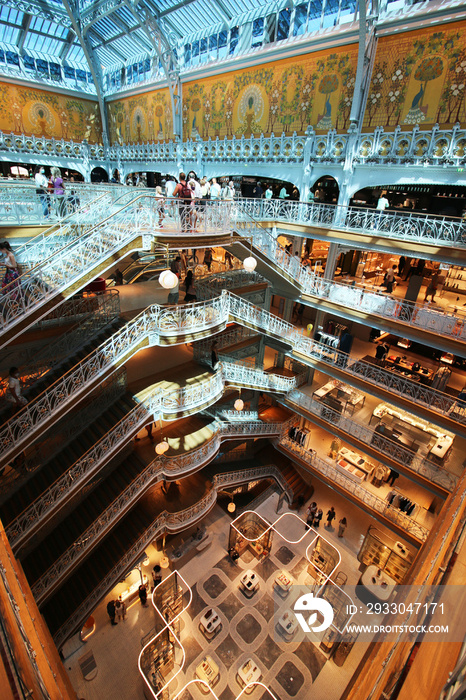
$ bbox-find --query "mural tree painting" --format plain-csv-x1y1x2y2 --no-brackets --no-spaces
279,66,303,133
438,49,466,124
209,82,227,137
316,74,339,130
299,74,316,132
404,56,444,124
267,80,281,134
383,57,411,126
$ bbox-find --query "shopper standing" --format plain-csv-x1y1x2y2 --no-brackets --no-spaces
338,517,347,537
326,506,336,529
314,508,323,528
107,599,118,625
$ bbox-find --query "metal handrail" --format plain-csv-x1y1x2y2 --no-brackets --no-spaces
51,459,290,649
284,389,457,491
30,425,286,603
235,217,466,343
279,434,429,541
5,365,295,549
0,291,463,468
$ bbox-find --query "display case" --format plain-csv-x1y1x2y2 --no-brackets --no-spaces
358,527,413,583
229,511,273,560
307,537,339,584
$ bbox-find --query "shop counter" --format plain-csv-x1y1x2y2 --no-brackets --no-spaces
240,570,260,598
237,658,262,692
274,570,293,597
358,565,397,603
277,610,299,638
195,655,219,692
199,609,222,639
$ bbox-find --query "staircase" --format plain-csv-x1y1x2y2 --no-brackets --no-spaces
20,450,150,593
255,444,313,509
0,392,137,543
39,472,207,639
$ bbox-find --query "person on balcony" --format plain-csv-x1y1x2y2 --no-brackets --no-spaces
424,271,440,303
183,270,197,303
50,167,66,218
279,186,289,199
382,265,397,293
0,242,20,301
173,172,192,232
7,367,27,412
155,186,165,227
34,165,49,218
210,178,221,200
265,185,273,200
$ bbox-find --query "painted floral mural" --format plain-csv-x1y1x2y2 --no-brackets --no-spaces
107,87,173,144
183,45,358,140
0,81,101,143
363,21,466,130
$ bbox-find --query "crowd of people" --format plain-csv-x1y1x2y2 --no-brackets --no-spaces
33,165,80,219
306,501,347,537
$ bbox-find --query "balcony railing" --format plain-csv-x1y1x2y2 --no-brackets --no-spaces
284,389,457,491
237,198,466,247
236,218,466,343
103,125,466,169
279,434,429,542
2,291,462,468
5,361,295,550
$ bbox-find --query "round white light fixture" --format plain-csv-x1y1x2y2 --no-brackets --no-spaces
234,398,244,411
243,256,257,272
155,439,169,455
159,269,178,289
227,502,236,513
160,556,170,569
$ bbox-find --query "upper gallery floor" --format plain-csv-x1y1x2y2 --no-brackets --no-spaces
0,2,466,179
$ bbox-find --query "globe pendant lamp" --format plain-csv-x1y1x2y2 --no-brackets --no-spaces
159,269,178,289
243,256,257,272
234,398,244,411
155,439,169,455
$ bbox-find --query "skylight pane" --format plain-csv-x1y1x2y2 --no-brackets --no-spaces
277,8,291,40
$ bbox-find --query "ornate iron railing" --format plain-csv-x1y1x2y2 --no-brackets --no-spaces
0,183,114,226
279,435,429,542
5,363,293,549
51,490,216,649
0,369,127,502
31,422,288,601
104,125,466,169
50,457,291,648
235,218,466,343
227,292,466,425
237,197,466,247
0,290,120,400
1,291,461,467
284,389,457,491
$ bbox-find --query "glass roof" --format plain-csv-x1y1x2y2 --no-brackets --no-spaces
0,0,444,96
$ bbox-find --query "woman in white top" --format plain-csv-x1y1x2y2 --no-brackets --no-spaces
7,367,27,408
34,165,49,218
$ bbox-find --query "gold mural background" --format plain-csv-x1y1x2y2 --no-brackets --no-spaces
107,87,173,144
0,81,101,143
363,20,466,130
182,45,358,141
